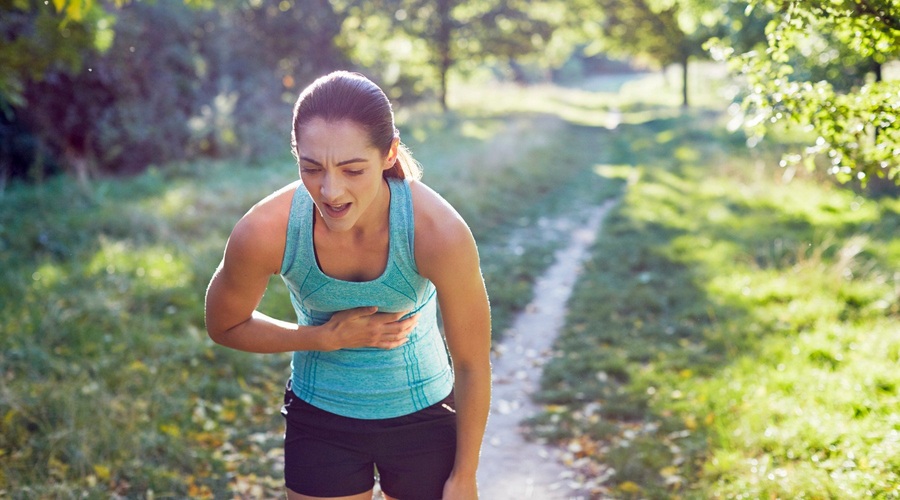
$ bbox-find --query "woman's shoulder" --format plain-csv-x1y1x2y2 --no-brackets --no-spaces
409,180,477,277
240,180,300,230
409,180,469,236
226,180,301,273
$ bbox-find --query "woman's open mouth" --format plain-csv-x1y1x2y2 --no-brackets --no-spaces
322,202,351,218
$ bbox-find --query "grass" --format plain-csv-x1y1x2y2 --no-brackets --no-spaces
0,162,296,496
5,63,893,498
0,76,628,495
530,108,900,498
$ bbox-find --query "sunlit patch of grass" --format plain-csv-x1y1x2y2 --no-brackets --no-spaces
532,111,900,498
594,164,637,182
86,240,191,290
699,315,900,498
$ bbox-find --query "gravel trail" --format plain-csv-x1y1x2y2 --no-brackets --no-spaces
476,200,615,499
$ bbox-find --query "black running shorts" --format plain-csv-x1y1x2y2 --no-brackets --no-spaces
281,382,457,499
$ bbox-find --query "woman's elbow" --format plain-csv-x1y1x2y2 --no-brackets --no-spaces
204,308,235,346
205,319,228,346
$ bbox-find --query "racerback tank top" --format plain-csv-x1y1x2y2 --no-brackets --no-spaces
279,177,454,419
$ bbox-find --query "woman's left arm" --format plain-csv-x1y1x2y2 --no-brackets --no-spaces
413,183,492,499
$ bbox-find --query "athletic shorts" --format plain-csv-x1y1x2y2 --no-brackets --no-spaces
281,381,457,499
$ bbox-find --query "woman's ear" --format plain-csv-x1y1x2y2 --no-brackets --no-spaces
383,136,400,171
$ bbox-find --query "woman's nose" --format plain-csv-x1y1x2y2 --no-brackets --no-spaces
320,172,345,200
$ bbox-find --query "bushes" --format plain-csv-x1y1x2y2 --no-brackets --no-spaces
2,0,346,185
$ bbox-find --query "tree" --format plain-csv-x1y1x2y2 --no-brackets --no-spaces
196,0,347,158
712,0,900,184
333,0,557,110
12,0,214,184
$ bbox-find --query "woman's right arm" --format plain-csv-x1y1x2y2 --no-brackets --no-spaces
204,192,417,353
204,200,324,353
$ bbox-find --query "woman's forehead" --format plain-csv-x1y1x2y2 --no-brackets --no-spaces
297,119,375,154
299,117,367,137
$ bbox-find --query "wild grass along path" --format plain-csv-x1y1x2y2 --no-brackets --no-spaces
476,199,616,499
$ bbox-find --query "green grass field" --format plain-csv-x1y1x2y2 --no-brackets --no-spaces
1,65,897,498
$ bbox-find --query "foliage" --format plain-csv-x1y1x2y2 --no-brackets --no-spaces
190,0,346,158
710,0,900,184
531,111,900,497
19,0,210,183
585,0,698,68
0,0,115,182
0,0,114,108
1,0,345,183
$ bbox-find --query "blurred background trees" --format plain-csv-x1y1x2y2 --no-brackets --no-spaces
332,0,557,109
0,0,897,186
563,0,770,107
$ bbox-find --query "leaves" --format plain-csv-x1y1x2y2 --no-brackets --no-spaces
715,0,900,184
3,0,343,180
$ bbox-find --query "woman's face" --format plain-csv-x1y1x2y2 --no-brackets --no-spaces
296,118,397,233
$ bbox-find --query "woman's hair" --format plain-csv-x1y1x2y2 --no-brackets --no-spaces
291,71,421,180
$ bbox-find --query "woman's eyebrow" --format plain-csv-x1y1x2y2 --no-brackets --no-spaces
299,156,368,167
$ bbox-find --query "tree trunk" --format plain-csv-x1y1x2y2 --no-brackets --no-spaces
681,55,689,108
64,145,93,190
873,60,883,143
439,65,449,112
436,0,453,112
0,160,8,194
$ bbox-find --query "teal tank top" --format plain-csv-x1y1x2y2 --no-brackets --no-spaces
279,177,454,419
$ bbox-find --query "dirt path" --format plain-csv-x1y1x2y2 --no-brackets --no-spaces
476,200,616,499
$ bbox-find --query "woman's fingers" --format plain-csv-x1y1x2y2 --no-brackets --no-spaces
326,308,420,350
374,313,418,349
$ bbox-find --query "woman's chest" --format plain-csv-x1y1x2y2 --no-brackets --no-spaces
313,230,390,282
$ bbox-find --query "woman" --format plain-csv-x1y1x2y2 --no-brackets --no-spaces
205,71,492,500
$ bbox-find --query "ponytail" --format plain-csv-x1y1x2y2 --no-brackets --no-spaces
384,141,422,180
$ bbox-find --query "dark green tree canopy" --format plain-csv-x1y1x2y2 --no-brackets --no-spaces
3,0,897,186
1,0,345,183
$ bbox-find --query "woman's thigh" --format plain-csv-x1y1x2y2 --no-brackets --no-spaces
282,389,378,497
373,395,457,500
